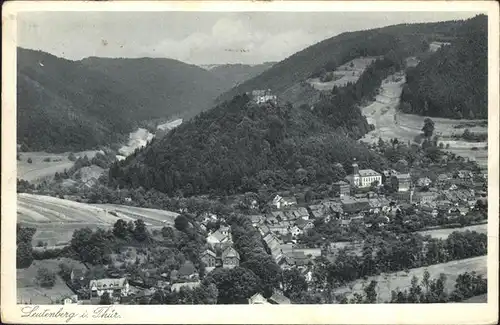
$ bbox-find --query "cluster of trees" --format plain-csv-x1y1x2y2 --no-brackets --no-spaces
17,178,35,193
35,267,57,288
109,95,388,196
453,129,488,142
229,215,283,298
298,217,366,246
400,15,487,119
390,271,487,303
313,230,486,286
17,224,36,268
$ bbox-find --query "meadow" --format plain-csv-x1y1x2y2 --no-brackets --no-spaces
17,150,99,183
307,57,381,91
417,224,488,240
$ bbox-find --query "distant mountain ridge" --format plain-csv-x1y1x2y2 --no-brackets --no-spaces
206,62,276,90
17,48,227,152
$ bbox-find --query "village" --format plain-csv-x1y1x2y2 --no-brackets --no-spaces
45,156,486,306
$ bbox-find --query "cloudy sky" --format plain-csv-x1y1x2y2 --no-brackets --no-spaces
18,11,479,65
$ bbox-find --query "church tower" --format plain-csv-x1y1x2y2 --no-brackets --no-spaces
352,159,360,186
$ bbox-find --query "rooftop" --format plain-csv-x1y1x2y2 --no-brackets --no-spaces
358,169,381,177
171,281,200,292
89,278,127,290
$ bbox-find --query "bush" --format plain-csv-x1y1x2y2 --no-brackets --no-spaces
43,157,51,162
27,158,33,164
68,152,77,162
36,267,56,288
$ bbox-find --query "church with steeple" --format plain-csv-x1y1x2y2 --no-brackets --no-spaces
344,159,382,188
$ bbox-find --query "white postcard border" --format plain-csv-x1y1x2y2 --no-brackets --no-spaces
2,1,499,324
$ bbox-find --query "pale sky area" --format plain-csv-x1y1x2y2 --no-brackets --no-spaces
18,11,479,65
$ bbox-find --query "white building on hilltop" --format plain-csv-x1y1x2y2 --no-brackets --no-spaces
345,160,382,188
251,89,277,105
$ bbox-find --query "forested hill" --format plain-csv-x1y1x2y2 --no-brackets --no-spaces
400,15,488,119
109,95,388,196
215,19,465,105
79,56,228,119
17,48,227,152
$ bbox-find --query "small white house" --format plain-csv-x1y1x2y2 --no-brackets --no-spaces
272,195,297,209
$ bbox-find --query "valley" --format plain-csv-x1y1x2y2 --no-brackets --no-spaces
13,14,490,308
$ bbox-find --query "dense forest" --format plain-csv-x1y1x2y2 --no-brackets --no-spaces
109,94,388,196
400,15,487,119
17,48,228,152
216,19,465,105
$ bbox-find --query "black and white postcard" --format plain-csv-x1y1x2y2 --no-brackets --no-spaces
1,1,499,324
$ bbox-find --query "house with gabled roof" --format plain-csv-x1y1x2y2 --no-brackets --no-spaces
248,293,270,304
222,247,240,268
171,261,199,282
201,249,217,272
249,215,264,226
171,281,201,292
206,229,230,246
89,278,129,304
264,233,282,256
257,224,270,236
272,195,297,209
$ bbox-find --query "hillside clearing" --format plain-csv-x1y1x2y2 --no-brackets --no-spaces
417,224,487,240
17,193,179,246
17,150,100,183
359,72,488,170
333,255,487,303
307,57,381,91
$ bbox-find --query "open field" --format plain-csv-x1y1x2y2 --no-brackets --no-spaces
17,258,86,304
417,224,487,240
307,57,381,91
359,72,488,170
17,193,179,246
333,255,487,303
429,41,451,52
17,150,99,183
